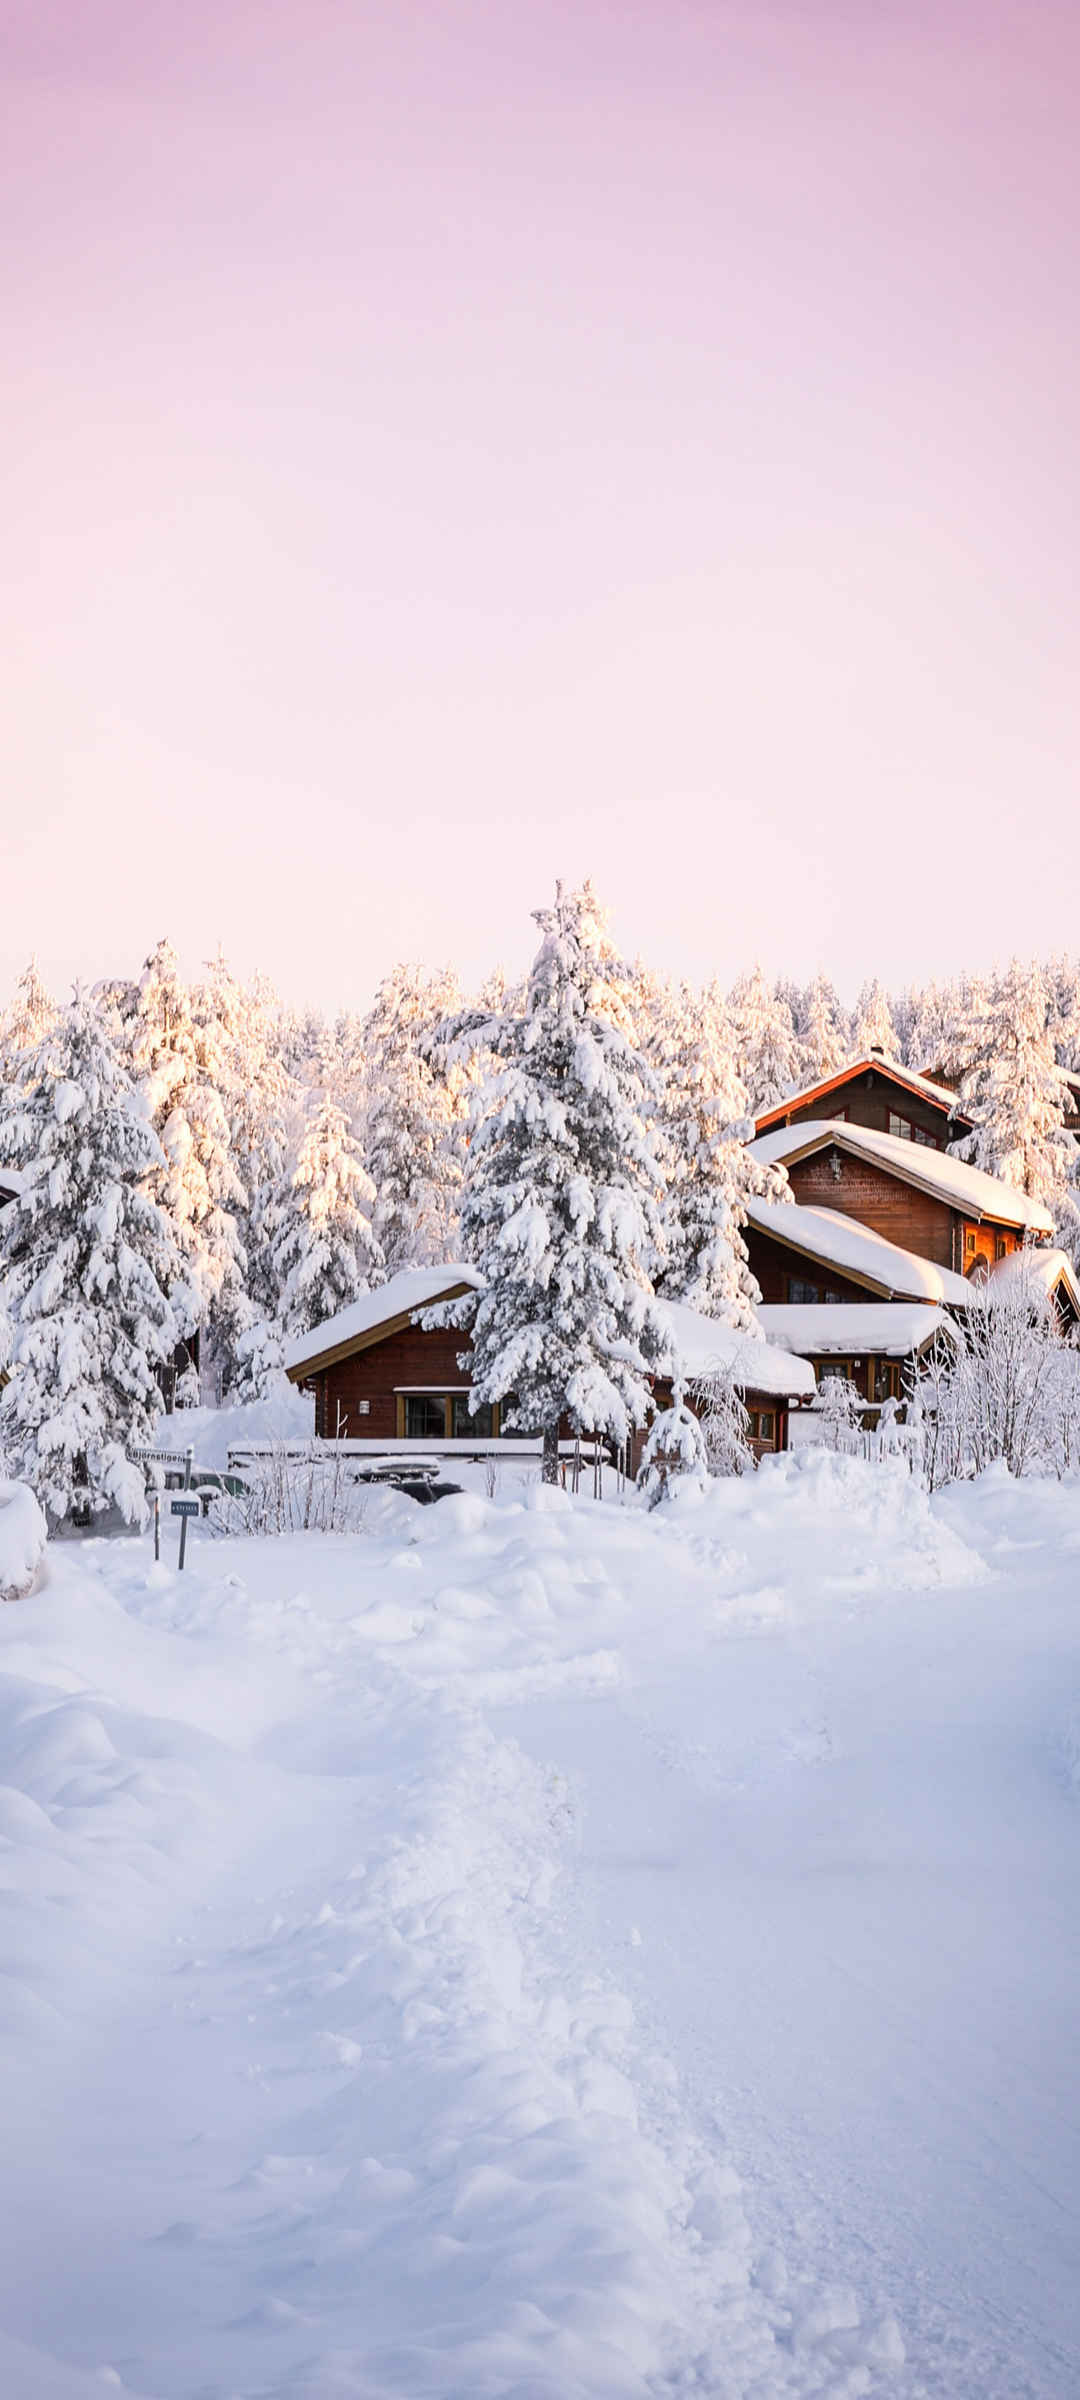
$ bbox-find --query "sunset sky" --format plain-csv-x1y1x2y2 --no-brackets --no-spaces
3,1,1078,1010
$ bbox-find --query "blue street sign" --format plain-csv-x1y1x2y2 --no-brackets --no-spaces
170,1497,200,1519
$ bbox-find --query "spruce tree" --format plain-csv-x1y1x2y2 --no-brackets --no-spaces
852,978,898,1059
271,1095,382,1336
123,940,250,1391
653,982,788,1329
728,966,801,1112
952,960,1076,1221
0,994,178,1524
799,971,848,1084
447,883,669,1482
359,962,467,1272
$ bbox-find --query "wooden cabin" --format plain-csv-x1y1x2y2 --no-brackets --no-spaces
755,1052,971,1149
284,1266,815,1471
749,1120,1053,1281
757,1302,957,1414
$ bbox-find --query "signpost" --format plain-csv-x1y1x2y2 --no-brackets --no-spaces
172,1446,196,1569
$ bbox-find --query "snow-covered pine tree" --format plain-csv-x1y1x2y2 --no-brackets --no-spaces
0,958,57,1084
951,960,1076,1224
728,966,802,1112
652,981,788,1329
122,940,251,1393
445,882,670,1483
799,972,849,1083
0,993,179,1524
202,954,298,1327
852,978,899,1059
270,1094,382,1337
359,962,467,1273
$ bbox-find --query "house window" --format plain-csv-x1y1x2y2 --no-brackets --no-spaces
750,1410,775,1444
888,1107,938,1148
888,1110,906,1139
404,1394,449,1439
996,1237,1008,1261
452,1395,494,1438
788,1276,818,1304
964,1230,977,1257
873,1359,900,1403
823,1287,844,1305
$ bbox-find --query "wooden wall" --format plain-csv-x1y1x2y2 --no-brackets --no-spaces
311,1322,471,1440
786,1149,957,1268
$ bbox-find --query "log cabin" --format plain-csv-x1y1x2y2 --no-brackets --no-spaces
748,1119,1053,1282
755,1051,972,1149
757,1301,958,1411
283,1265,815,1471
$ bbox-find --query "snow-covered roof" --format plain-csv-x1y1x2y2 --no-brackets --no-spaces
284,1262,814,1401
754,1054,967,1133
745,1196,972,1306
284,1264,484,1378
748,1119,1054,1234
660,1300,816,1398
989,1246,1080,1313
757,1304,957,1359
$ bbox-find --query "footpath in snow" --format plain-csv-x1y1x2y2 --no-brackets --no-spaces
0,1452,1078,2398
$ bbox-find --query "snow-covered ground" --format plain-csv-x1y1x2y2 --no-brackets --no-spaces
0,1454,1078,2398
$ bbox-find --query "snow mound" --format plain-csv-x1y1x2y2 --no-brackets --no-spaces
0,1481,46,1602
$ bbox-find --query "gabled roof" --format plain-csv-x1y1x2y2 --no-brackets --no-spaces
755,1053,970,1135
284,1265,484,1380
757,1303,958,1359
661,1300,815,1398
745,1196,972,1305
989,1245,1080,1316
748,1119,1055,1235
284,1262,815,1400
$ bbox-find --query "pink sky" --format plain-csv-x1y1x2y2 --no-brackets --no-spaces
2,1,1078,1012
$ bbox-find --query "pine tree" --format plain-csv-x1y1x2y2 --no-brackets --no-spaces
0,958,57,1082
359,962,467,1273
852,978,898,1059
0,994,178,1524
952,960,1076,1219
728,967,801,1112
653,982,788,1329
799,972,848,1084
271,1095,382,1337
446,882,670,1483
122,940,250,1389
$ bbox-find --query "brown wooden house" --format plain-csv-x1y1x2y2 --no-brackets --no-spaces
749,1119,1053,1282
283,1266,815,1469
755,1052,972,1150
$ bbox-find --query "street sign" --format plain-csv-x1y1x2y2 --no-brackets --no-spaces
170,1497,200,1519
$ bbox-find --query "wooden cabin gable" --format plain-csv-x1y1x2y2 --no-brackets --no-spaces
758,1061,968,1146
785,1147,956,1268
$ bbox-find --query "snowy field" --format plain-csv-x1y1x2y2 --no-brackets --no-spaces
0,1455,1078,2399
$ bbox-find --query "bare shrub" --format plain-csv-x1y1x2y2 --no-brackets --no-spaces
207,1445,370,1537
915,1255,1080,1488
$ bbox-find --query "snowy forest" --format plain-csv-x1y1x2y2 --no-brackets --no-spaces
2,883,1080,1519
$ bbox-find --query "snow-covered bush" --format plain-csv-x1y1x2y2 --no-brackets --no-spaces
637,1388,709,1508
916,1255,1080,1487
0,1479,47,1600
689,1361,752,1477
816,1375,864,1449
